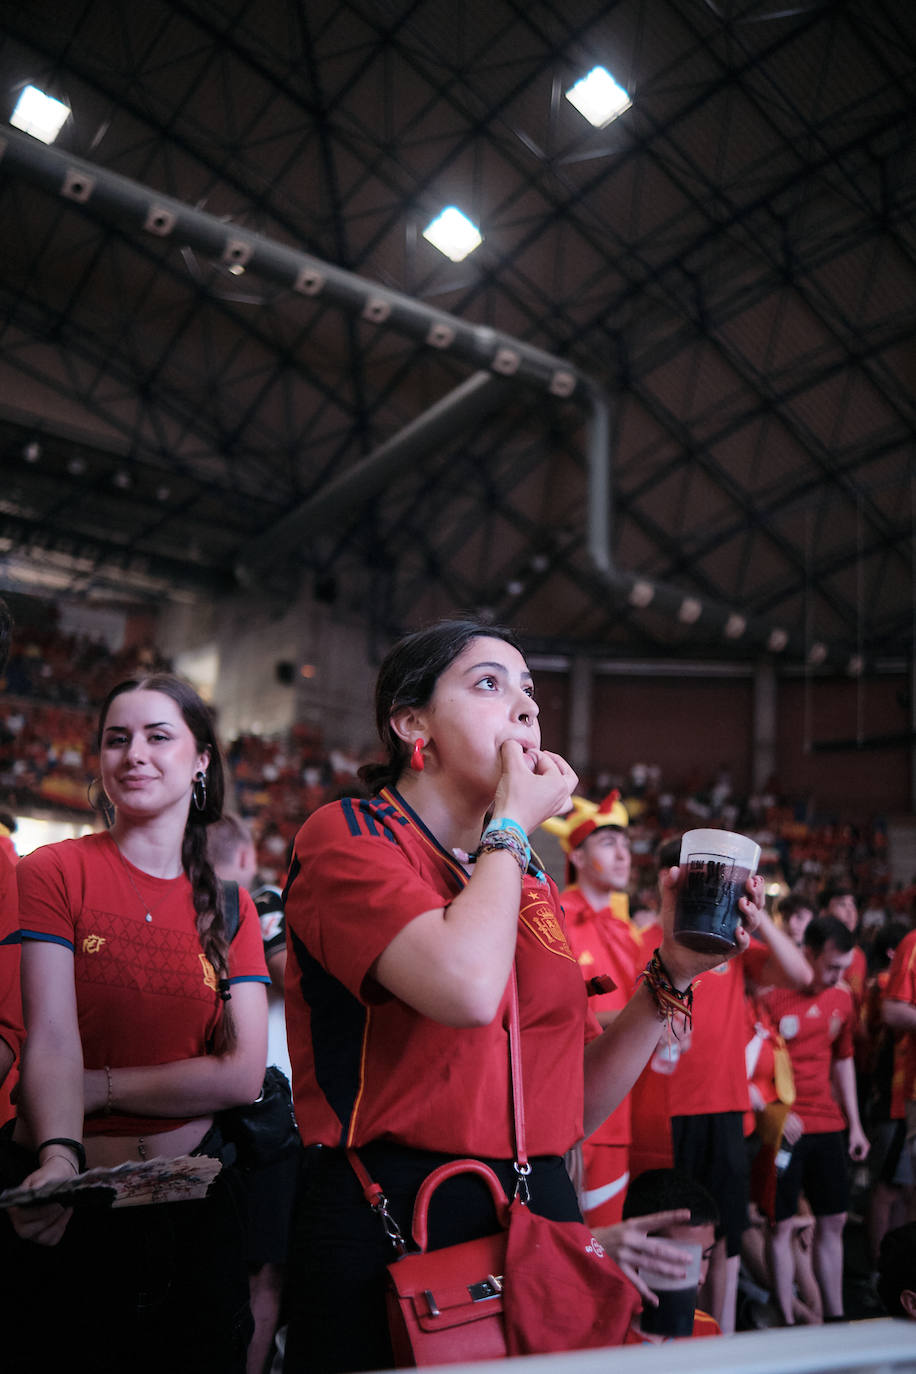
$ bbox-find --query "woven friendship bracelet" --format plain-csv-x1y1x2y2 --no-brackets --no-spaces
473,828,530,875
637,948,694,1038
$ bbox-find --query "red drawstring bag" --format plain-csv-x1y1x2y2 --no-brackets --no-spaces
502,1193,640,1356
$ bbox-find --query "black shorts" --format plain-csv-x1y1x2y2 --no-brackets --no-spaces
671,1111,749,1257
774,1131,848,1221
869,1119,912,1190
243,1145,303,1268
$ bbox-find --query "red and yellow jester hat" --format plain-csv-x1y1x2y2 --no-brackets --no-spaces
543,789,629,853
542,789,629,880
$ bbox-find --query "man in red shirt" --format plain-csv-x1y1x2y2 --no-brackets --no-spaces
663,853,811,1332
618,1168,722,1344
882,923,916,1219
820,885,867,1016
543,791,642,1226
761,915,870,1323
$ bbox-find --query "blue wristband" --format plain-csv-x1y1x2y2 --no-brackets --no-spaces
484,817,528,847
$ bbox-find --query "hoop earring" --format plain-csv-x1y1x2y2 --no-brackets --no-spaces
87,776,115,828
410,738,426,772
192,770,208,811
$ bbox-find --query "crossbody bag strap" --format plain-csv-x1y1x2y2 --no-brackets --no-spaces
506,968,531,1201
346,1145,409,1256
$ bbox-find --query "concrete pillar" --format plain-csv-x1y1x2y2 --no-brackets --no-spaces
753,659,777,793
568,655,594,777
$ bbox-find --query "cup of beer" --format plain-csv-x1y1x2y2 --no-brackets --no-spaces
638,1241,703,1338
673,829,761,955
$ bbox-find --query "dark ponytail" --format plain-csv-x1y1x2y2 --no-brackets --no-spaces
98,673,235,1049
358,618,522,794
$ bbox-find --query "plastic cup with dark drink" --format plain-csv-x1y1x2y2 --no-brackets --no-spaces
638,1242,703,1338
673,829,761,955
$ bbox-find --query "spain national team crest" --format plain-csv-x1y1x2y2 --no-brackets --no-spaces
519,891,575,960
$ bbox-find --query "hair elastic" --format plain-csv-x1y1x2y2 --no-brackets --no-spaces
38,1137,87,1175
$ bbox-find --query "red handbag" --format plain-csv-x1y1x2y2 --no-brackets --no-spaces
384,1159,510,1366
349,972,641,1365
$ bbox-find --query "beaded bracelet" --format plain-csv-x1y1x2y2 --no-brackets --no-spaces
637,948,694,1038
104,1064,114,1115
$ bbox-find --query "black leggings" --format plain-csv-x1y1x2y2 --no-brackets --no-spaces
283,1143,579,1374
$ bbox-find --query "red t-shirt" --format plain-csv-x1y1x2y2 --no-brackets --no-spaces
842,944,867,1017
561,886,643,1147
758,982,855,1132
884,927,916,1105
667,942,769,1116
284,788,601,1157
16,831,269,1137
0,845,23,1126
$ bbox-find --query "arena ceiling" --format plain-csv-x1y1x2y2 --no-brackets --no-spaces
0,0,914,671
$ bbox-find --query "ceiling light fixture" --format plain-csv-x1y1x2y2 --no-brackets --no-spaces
565,67,631,128
628,580,655,608
422,207,483,262
10,85,71,144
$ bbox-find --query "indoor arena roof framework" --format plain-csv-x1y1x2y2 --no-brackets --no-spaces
0,0,914,673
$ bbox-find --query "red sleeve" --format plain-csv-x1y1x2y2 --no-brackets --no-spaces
16,842,77,946
742,937,770,986
885,930,916,1008
288,801,460,1004
832,990,856,1061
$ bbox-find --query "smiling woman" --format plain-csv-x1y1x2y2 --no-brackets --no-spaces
280,617,765,1373
0,673,270,1374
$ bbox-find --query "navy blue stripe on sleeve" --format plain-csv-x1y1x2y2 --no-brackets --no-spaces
19,929,74,951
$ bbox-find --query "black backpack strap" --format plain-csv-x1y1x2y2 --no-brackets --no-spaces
221,879,240,942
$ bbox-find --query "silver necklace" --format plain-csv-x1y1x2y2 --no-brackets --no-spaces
114,843,163,923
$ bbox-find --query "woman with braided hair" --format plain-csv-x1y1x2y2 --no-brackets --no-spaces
1,674,269,1372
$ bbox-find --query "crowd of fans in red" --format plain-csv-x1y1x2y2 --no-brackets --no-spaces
1,605,914,1337
0,616,906,916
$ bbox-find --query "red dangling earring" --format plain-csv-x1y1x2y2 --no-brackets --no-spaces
410,738,426,772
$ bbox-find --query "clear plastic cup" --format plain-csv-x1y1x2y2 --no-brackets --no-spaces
673,829,760,955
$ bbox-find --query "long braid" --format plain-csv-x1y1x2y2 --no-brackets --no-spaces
184,816,237,1051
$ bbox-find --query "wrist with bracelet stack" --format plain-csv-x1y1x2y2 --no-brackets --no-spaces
473,816,530,874
467,817,547,881
637,948,694,1038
